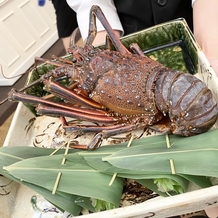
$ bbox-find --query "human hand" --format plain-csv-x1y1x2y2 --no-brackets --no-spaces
192,0,218,78
205,206,218,218
206,57,218,78
91,30,122,46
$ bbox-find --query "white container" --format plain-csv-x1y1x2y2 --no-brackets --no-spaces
2,19,218,217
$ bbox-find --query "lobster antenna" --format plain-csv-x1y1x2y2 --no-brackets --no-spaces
86,5,130,55
0,64,27,80
0,77,43,106
0,63,43,105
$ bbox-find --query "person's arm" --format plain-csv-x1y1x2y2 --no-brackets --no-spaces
66,0,123,45
193,4,218,218
193,0,218,76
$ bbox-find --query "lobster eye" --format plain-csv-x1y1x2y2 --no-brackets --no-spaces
88,50,95,57
72,57,77,63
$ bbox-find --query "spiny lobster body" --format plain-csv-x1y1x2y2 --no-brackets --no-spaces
72,46,162,116
4,5,218,149
69,45,218,137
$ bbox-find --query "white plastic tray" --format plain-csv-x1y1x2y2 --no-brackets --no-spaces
1,48,218,218
2,16,218,217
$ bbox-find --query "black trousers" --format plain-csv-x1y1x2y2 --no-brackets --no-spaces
51,0,78,38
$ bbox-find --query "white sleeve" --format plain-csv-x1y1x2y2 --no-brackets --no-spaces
66,0,124,40
192,0,196,5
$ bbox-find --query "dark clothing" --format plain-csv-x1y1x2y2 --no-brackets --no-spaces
52,0,78,38
114,0,193,35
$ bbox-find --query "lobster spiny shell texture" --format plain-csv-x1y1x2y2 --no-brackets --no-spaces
70,45,218,136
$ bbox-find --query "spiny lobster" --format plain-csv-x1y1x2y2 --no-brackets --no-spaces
3,5,218,149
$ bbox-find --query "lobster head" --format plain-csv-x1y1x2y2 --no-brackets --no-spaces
68,45,119,94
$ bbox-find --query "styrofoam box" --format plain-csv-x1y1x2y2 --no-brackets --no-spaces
2,20,218,217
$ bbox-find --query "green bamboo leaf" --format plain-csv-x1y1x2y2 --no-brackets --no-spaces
69,136,176,174
1,129,217,214
104,147,218,177
66,147,168,178
72,148,189,197
103,129,218,177
0,147,82,215
3,153,124,207
0,146,78,175
179,174,212,189
68,138,211,195
74,196,96,212
1,173,82,215
75,152,189,196
80,152,192,183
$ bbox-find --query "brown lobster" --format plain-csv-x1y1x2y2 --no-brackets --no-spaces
4,5,218,149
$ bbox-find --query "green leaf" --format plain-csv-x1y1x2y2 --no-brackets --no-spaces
3,153,124,207
71,145,189,196
93,199,116,211
0,147,82,215
180,174,212,189
134,173,188,196
103,129,218,177
135,179,171,197
1,129,218,214
74,196,96,212
154,178,184,194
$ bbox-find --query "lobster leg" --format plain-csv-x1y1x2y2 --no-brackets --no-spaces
36,104,116,124
8,89,116,124
129,43,146,57
43,78,104,109
85,5,130,55
148,116,172,134
64,123,127,133
34,57,72,68
70,123,147,150
0,57,75,106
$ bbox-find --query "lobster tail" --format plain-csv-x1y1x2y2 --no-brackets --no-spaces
155,71,218,136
